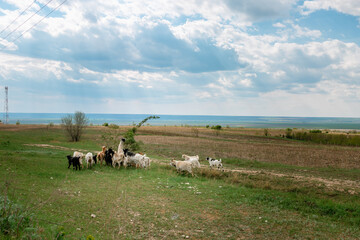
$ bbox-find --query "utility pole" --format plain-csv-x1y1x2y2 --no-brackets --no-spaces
4,86,8,124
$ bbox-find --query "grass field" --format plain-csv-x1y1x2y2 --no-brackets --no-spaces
1,124,360,239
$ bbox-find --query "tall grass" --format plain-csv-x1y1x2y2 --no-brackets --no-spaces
286,130,360,147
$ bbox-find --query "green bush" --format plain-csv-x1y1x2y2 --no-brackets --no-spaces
264,128,269,136
288,130,360,147
123,129,140,151
211,125,222,130
285,128,293,139
102,122,109,127
0,195,38,238
108,124,119,129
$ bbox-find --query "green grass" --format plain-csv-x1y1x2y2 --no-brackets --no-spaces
1,126,360,239
223,157,360,181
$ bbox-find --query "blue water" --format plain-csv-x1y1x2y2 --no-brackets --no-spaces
1,113,360,129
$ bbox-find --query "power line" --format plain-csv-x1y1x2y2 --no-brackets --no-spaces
1,0,55,42
0,0,67,51
0,0,37,36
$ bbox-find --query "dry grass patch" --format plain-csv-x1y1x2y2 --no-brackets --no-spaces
137,135,360,169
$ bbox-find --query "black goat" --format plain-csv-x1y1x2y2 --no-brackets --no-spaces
123,148,135,157
93,155,97,164
105,148,115,166
67,155,81,170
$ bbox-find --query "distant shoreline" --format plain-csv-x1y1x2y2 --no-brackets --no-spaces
1,113,360,130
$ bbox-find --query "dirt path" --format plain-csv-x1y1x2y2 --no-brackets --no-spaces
24,143,91,153
24,143,359,194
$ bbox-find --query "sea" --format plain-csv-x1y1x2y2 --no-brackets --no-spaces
1,113,360,130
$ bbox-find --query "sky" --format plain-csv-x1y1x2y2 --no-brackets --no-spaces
0,0,359,117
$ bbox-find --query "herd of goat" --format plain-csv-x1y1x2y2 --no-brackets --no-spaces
66,138,224,175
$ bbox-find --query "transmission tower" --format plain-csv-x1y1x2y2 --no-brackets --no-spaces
4,86,8,124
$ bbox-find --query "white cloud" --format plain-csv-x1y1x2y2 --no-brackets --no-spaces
273,22,286,28
0,52,71,81
218,77,234,88
291,24,322,39
239,78,252,87
301,0,360,16
1,0,360,117
196,91,212,99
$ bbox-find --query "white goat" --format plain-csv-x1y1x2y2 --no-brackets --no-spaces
112,151,127,169
85,152,95,169
73,151,84,168
206,157,224,171
182,154,200,168
112,138,127,169
142,155,150,169
127,153,146,168
117,138,126,153
170,159,193,176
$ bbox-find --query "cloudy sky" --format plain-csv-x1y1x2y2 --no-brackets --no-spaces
0,0,359,117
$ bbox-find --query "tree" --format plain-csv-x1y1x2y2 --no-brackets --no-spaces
61,111,88,142
136,115,160,128
124,115,160,150
100,115,159,151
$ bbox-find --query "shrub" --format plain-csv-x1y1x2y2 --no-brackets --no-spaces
287,130,360,147
285,128,293,139
61,111,88,142
124,116,159,151
211,125,222,130
0,194,38,239
264,128,269,136
309,129,322,133
102,122,109,127
101,116,159,151
123,129,140,151
16,120,20,125
108,124,119,129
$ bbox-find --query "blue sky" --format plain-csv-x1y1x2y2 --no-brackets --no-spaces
0,0,359,117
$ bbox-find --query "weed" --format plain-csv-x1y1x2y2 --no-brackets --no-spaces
0,183,39,239
54,226,66,240
191,127,199,137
